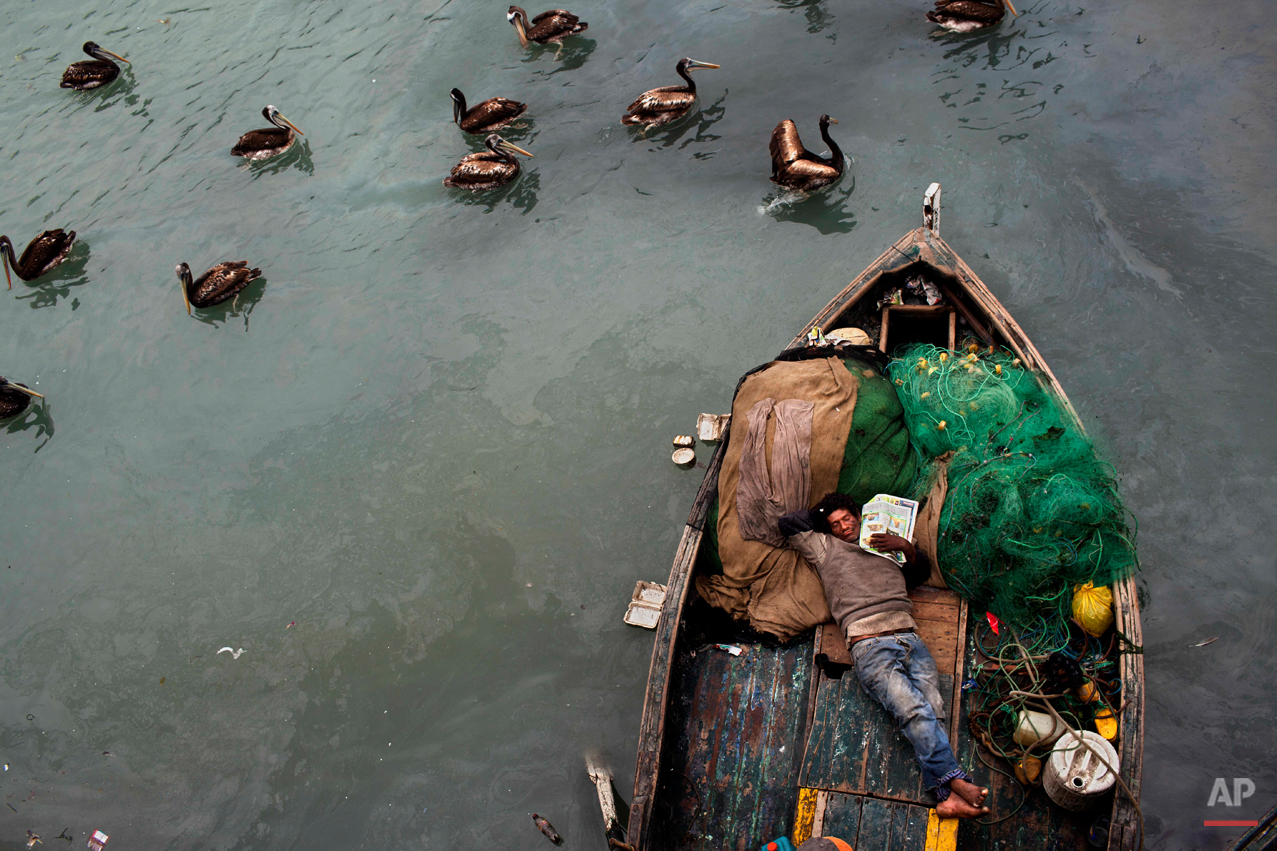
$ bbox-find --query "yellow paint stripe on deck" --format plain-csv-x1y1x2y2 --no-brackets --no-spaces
793,787,819,845
924,810,958,851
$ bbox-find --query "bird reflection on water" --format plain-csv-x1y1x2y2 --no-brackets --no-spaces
773,0,836,36
760,178,857,235
464,121,536,153
451,170,541,217
189,278,269,332
1,387,54,453
242,140,316,177
522,38,597,75
637,91,728,153
931,6,1069,144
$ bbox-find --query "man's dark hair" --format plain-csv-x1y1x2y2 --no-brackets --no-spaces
811,492,860,533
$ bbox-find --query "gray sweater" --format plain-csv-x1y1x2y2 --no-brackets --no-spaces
780,511,930,645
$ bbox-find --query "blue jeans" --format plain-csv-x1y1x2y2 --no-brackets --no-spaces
851,631,967,800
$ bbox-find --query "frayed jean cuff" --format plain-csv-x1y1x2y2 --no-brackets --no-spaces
931,768,970,801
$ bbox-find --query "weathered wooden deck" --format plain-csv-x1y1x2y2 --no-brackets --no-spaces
652,636,814,851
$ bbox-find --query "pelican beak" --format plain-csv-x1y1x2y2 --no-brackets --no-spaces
829,118,839,124
100,48,130,64
512,16,529,47
499,141,534,158
180,280,192,315
15,385,43,400
3,255,10,291
278,113,305,136
1004,0,1018,16
688,60,720,70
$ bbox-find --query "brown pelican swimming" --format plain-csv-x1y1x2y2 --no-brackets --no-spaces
769,114,845,191
450,88,527,134
506,6,588,47
0,377,43,419
1,230,77,290
231,106,305,161
443,135,533,191
60,42,130,90
926,0,1018,32
176,261,262,314
621,58,720,128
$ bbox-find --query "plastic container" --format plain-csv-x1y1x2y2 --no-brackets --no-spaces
1044,730,1120,811
760,838,795,851
1012,709,1065,748
623,581,667,629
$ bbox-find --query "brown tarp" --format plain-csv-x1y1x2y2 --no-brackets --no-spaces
696,357,858,640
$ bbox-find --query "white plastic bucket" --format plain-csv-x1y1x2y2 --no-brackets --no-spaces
1043,729,1120,811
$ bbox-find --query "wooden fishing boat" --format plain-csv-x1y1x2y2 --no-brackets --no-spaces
626,185,1143,851
1228,801,1277,851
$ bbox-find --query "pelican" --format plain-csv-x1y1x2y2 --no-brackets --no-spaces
450,88,528,134
506,6,588,47
60,42,130,90
1,230,77,290
176,261,262,314
926,0,1018,32
231,106,305,161
769,114,845,191
621,58,720,128
0,377,43,419
443,135,533,191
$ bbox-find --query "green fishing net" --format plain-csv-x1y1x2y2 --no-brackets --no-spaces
886,344,1138,631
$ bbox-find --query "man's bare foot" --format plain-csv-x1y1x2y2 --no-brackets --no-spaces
934,793,989,819
950,777,989,808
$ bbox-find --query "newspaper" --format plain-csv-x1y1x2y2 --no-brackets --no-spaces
858,494,919,563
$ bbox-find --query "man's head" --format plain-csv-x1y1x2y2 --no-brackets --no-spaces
813,492,861,543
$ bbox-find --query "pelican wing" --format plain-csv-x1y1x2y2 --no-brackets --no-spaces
526,10,587,41
444,152,518,188
928,0,1004,22
769,120,808,168
626,86,695,115
18,229,76,278
60,60,118,90
191,261,262,307
461,98,528,132
231,127,292,157
781,157,840,180
531,8,575,24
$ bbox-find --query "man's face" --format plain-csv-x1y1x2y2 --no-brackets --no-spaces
827,508,860,543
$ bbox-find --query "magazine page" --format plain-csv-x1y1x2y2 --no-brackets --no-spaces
858,494,919,563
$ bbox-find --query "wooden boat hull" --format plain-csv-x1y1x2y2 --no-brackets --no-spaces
628,215,1143,851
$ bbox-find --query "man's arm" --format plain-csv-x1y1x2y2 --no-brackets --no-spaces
778,509,829,567
868,533,932,589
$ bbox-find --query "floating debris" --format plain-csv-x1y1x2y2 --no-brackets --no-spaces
532,813,563,845
1191,636,1218,648
216,647,245,659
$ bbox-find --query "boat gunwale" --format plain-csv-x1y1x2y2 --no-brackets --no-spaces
627,225,1144,851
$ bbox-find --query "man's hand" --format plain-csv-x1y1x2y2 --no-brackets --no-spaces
778,509,818,538
868,533,916,562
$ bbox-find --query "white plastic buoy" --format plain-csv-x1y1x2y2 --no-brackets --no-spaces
1043,729,1120,811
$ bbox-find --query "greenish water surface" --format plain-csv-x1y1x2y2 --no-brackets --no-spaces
1,0,1274,848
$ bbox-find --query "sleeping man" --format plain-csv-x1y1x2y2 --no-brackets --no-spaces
778,492,990,818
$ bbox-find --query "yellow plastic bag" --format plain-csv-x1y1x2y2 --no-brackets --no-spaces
1072,582,1114,636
